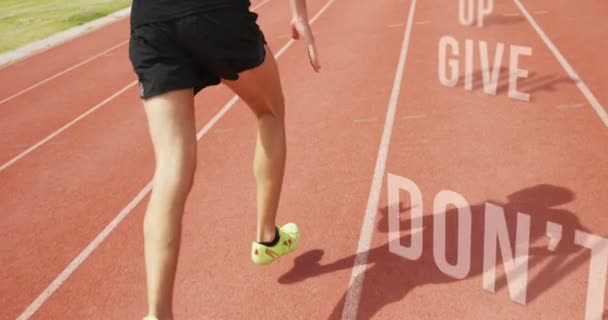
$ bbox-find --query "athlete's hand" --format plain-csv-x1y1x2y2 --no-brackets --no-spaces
291,17,321,72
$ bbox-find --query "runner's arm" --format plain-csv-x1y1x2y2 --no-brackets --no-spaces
289,0,321,71
290,0,310,21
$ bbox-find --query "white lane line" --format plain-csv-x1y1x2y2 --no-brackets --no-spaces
0,81,137,173
16,181,153,320
0,40,129,106
513,0,608,128
354,117,377,123
402,113,426,120
533,10,549,15
557,103,585,109
15,0,338,318
0,0,275,172
251,0,272,10
341,0,417,319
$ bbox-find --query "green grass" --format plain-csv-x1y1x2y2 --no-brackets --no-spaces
0,0,132,53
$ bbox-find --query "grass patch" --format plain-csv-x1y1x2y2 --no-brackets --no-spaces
0,0,132,53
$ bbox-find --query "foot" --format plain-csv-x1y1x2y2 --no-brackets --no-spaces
251,223,299,265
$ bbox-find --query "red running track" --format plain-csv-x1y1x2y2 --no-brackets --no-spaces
1,0,606,319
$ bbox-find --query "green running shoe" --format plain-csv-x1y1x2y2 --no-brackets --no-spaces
251,223,299,265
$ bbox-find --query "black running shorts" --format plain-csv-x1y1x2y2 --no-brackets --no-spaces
128,9,267,99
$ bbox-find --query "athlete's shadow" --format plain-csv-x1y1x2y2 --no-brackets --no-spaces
279,184,592,319
451,67,574,102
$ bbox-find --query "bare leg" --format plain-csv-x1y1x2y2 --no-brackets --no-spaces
141,89,197,320
142,44,284,319
222,46,286,243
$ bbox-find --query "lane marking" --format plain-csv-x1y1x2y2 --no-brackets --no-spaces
513,0,608,128
353,117,377,123
341,0,417,319
503,12,521,17
415,20,431,25
0,0,272,106
533,10,549,15
251,0,272,11
16,180,153,320
15,0,339,318
0,81,137,173
401,113,426,120
0,40,129,106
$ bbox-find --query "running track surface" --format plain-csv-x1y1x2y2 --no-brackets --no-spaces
1,0,607,319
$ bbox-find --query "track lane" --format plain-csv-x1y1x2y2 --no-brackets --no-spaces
0,45,136,168
0,19,131,100
19,0,413,318
0,0,269,100
0,0,315,317
0,0,273,171
517,0,608,124
340,0,608,319
3,0,605,319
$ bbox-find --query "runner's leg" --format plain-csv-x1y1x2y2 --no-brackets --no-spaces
222,45,286,243
141,88,197,320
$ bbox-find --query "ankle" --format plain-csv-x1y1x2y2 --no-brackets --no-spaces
147,308,173,320
257,226,279,244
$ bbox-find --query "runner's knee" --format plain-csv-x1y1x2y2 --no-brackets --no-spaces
252,93,285,120
154,142,197,192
